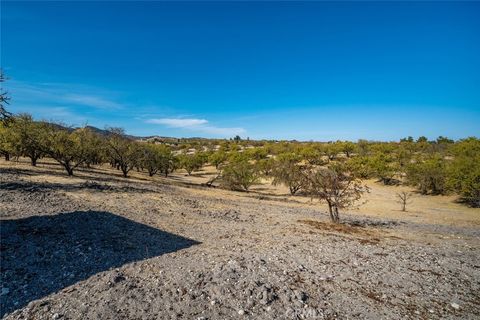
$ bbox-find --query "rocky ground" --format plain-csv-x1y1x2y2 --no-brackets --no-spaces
1,163,479,319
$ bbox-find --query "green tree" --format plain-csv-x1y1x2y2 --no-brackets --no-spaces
195,152,210,166
0,122,15,160
9,114,46,166
300,146,324,165
415,137,431,153
245,147,268,161
341,141,356,158
220,159,259,191
272,157,305,195
400,136,414,143
417,136,428,143
369,153,399,185
447,157,480,207
370,142,396,155
41,125,92,176
140,143,164,176
396,142,415,168
323,143,343,161
256,157,275,176
277,152,302,163
159,149,177,177
357,139,370,156
81,128,106,167
436,136,454,145
302,163,368,223
346,156,376,179
448,137,480,158
406,155,447,195
139,143,176,177
209,151,228,169
228,150,250,163
106,128,139,177
179,153,204,175
446,138,480,207
141,143,176,177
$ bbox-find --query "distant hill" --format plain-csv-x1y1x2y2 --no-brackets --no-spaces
45,124,248,143
82,126,145,140
83,126,110,136
83,126,180,142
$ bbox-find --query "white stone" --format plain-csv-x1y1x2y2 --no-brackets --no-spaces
451,302,460,310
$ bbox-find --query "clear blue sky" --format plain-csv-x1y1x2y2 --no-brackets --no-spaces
2,1,479,141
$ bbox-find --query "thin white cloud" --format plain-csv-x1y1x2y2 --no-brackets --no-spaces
63,94,123,110
146,117,245,137
12,105,88,126
6,80,124,110
146,118,208,127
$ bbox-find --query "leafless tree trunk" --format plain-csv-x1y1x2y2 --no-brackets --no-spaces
396,192,412,211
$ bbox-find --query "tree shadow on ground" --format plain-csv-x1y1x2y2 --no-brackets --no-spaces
0,211,200,317
0,166,150,185
0,179,155,194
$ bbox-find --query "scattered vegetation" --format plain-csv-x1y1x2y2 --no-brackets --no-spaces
1,107,479,221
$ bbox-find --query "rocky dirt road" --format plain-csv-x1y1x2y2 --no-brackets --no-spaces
1,164,479,319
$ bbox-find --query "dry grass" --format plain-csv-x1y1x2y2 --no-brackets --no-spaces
298,219,372,235
297,219,383,245
2,157,479,231
167,163,480,228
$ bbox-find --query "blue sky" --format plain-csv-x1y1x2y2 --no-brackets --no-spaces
2,1,479,141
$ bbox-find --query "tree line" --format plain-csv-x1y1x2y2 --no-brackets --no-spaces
1,113,479,223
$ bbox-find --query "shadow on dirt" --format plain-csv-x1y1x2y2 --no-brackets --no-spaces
0,211,200,317
0,180,153,194
0,166,150,185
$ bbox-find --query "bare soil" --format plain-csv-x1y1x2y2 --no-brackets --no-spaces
1,159,479,319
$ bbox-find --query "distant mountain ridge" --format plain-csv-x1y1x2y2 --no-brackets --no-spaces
82,126,186,142
41,123,250,142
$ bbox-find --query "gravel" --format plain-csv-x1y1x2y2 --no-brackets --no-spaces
1,168,479,319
